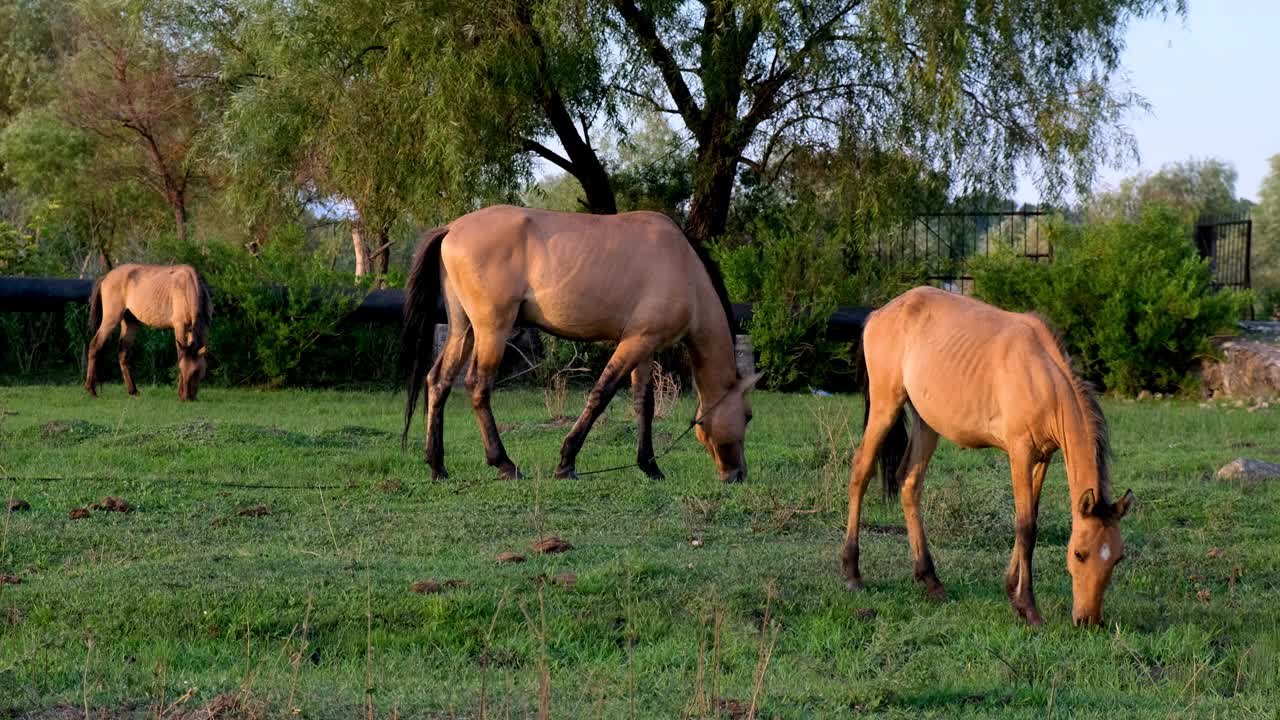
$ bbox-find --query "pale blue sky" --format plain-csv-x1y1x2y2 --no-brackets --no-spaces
1019,0,1280,203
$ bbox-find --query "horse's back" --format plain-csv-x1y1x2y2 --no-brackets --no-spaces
442,206,701,341
867,287,1071,450
105,263,202,330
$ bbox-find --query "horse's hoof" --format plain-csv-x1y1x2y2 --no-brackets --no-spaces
498,465,523,481
924,582,948,603
85,387,97,397
1015,604,1044,626
127,389,139,396
552,466,578,480
644,469,666,481
430,468,449,481
845,578,865,592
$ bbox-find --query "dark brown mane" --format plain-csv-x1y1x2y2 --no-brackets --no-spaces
1028,312,1112,501
687,238,739,375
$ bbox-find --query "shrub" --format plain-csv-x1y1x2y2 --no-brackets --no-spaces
199,226,373,387
971,207,1248,395
715,223,857,390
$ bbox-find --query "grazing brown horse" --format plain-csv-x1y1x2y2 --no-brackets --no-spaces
843,287,1134,626
401,205,759,482
85,264,211,401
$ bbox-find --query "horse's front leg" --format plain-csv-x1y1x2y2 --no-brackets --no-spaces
1006,450,1045,625
631,360,664,480
842,400,905,591
554,337,655,480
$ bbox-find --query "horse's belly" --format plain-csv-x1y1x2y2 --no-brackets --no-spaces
519,298,624,342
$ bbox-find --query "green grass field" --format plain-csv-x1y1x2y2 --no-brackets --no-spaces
0,384,1277,718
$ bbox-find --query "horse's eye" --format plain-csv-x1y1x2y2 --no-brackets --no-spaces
1074,550,1088,562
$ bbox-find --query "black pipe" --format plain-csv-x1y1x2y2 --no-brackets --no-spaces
0,276,872,334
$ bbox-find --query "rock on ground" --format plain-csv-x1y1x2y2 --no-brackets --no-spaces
1215,458,1280,482
1202,336,1280,400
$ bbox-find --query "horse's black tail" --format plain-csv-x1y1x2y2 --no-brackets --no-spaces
87,277,104,336
400,227,448,450
856,333,909,500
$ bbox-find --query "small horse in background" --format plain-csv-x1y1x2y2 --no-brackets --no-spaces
844,287,1134,626
401,205,759,483
85,264,212,401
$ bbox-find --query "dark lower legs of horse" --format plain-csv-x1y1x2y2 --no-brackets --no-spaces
85,309,124,396
631,362,664,480
901,422,945,600
467,328,522,480
554,338,656,480
119,318,139,395
423,325,474,480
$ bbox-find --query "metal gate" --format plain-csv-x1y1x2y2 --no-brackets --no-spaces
1194,214,1252,292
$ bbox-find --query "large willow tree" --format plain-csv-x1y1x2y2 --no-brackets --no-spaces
219,0,1182,242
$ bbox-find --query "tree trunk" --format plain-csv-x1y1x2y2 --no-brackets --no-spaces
685,139,742,243
373,224,391,288
172,197,188,244
352,221,370,277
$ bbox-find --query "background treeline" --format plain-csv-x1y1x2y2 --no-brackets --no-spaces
0,0,1273,395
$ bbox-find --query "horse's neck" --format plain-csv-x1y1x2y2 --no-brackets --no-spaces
687,302,737,411
1059,406,1107,512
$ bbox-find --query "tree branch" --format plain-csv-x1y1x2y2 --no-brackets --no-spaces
612,0,702,131
523,139,576,175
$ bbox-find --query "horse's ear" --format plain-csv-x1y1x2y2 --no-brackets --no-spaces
1114,489,1134,519
1077,488,1097,517
736,372,763,395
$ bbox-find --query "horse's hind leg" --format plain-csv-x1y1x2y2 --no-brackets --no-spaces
554,336,657,480
465,324,521,480
85,302,124,396
900,418,944,600
631,360,664,480
1005,451,1046,625
118,315,140,396
424,321,473,480
842,391,906,590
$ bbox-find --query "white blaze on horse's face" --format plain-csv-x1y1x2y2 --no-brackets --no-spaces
695,373,761,483
1067,488,1134,627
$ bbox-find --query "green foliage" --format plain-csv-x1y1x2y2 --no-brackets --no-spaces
972,207,1248,395
199,226,372,387
1087,158,1250,222
1253,154,1280,317
715,217,856,390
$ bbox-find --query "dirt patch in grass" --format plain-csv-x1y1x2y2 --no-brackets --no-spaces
68,508,90,520
90,496,133,513
0,574,20,585
540,416,575,429
531,535,573,554
496,551,526,564
8,498,30,512
39,419,107,443
236,505,270,517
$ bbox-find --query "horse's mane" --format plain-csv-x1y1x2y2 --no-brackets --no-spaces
1028,312,1112,503
687,238,739,375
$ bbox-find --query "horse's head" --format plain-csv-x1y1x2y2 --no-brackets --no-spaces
177,345,208,401
694,373,761,483
1068,488,1134,626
